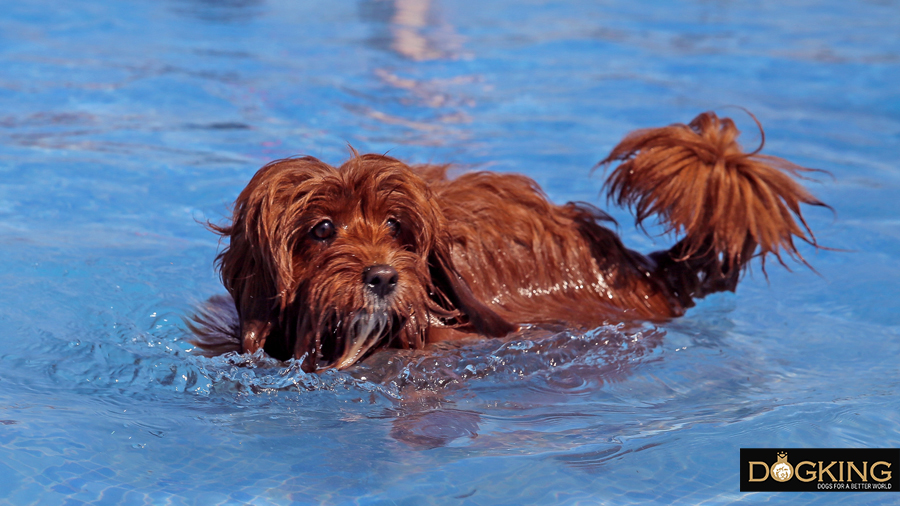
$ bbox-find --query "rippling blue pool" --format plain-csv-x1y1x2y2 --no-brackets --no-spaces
1,1,898,504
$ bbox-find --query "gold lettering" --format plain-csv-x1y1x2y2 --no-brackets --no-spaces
871,462,892,483
748,462,770,482
847,461,868,482
796,461,817,482
819,461,837,482
839,461,844,482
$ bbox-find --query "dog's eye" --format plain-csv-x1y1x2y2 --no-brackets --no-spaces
311,220,335,240
386,218,400,237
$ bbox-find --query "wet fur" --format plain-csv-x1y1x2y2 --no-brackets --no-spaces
189,112,827,372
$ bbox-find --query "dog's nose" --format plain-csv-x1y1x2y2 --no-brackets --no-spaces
363,264,398,298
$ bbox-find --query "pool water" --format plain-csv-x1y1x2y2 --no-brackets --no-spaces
1,0,899,504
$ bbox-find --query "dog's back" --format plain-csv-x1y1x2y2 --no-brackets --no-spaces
422,111,826,325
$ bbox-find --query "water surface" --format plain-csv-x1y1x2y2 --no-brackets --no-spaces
1,0,898,504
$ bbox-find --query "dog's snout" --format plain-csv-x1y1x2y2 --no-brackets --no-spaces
363,264,398,297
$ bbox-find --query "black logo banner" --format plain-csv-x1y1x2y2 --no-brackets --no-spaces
741,449,899,492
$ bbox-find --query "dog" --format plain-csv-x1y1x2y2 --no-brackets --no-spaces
189,112,827,373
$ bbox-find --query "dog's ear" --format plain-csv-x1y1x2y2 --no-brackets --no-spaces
212,227,278,354
234,276,276,354
428,244,518,338
210,156,335,354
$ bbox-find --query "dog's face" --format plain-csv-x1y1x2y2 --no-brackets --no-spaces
213,154,513,372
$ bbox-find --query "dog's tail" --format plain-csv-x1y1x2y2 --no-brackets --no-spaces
599,111,830,309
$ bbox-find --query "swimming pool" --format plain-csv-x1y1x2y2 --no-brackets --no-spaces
1,0,898,504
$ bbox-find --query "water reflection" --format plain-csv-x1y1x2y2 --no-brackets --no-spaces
389,409,481,448
170,0,265,23
352,0,475,145
360,0,462,61
354,324,665,448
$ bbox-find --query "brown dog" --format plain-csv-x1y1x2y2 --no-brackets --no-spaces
189,112,826,372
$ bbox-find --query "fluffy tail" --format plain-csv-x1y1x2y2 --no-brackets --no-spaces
599,111,829,307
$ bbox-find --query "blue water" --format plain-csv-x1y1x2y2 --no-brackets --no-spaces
1,0,898,504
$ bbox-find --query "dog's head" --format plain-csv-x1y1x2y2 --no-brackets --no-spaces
212,154,515,372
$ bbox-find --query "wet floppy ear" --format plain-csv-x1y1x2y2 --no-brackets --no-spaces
211,156,335,355
214,230,277,354
428,242,518,338
209,157,333,353
233,278,276,355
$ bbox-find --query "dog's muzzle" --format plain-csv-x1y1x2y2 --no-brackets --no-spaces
312,264,401,370
329,310,393,369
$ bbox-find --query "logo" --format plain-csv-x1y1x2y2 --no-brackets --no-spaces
741,448,899,492
771,452,793,482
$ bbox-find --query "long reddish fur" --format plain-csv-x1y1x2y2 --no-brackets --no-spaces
189,112,828,372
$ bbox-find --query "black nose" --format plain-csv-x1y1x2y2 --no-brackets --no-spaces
363,264,398,298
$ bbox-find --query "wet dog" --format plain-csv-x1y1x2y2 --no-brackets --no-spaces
189,112,827,372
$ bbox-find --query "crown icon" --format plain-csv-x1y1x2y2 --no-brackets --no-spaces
777,452,787,460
